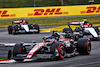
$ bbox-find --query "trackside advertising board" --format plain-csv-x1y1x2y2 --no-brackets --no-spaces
0,4,100,19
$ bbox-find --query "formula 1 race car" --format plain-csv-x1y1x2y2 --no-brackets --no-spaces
8,20,40,35
63,21,100,40
13,32,91,62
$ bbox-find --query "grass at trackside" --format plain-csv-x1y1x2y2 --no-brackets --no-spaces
0,0,100,8
0,0,61,8
0,16,100,28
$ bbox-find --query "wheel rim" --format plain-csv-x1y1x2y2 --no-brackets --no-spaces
58,44,65,59
86,39,91,54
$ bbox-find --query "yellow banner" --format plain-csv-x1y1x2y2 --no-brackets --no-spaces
0,4,100,19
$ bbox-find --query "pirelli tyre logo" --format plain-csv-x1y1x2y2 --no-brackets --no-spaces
81,6,100,13
28,8,68,16
0,10,15,17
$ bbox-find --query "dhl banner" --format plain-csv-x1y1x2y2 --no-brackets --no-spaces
0,4,100,19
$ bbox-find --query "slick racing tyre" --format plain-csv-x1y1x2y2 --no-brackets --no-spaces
8,25,13,34
50,42,65,60
77,38,91,55
13,26,18,35
13,43,26,62
35,24,40,33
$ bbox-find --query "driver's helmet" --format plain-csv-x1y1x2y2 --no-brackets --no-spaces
82,18,89,28
84,21,89,24
83,18,89,24
46,38,54,42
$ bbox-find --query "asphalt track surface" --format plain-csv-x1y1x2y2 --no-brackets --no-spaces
0,27,53,43
0,27,100,67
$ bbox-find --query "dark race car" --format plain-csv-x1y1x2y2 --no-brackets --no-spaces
13,32,91,62
8,20,40,35
63,21,100,40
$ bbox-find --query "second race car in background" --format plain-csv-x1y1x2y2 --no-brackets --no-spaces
8,20,40,35
63,21,100,40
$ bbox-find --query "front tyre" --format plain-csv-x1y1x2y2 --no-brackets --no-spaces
13,26,18,35
58,44,65,59
13,43,26,62
77,38,91,55
35,24,40,33
50,42,65,60
8,25,13,34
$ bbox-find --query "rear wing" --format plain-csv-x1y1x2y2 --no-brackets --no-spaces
68,22,84,25
68,22,93,27
12,20,28,25
67,22,83,30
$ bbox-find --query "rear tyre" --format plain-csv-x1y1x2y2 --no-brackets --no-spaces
50,42,65,60
13,26,18,35
13,43,26,62
77,38,91,55
8,25,13,34
35,24,40,33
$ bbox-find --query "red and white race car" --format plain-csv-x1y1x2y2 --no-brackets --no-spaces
13,32,91,62
8,20,40,35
